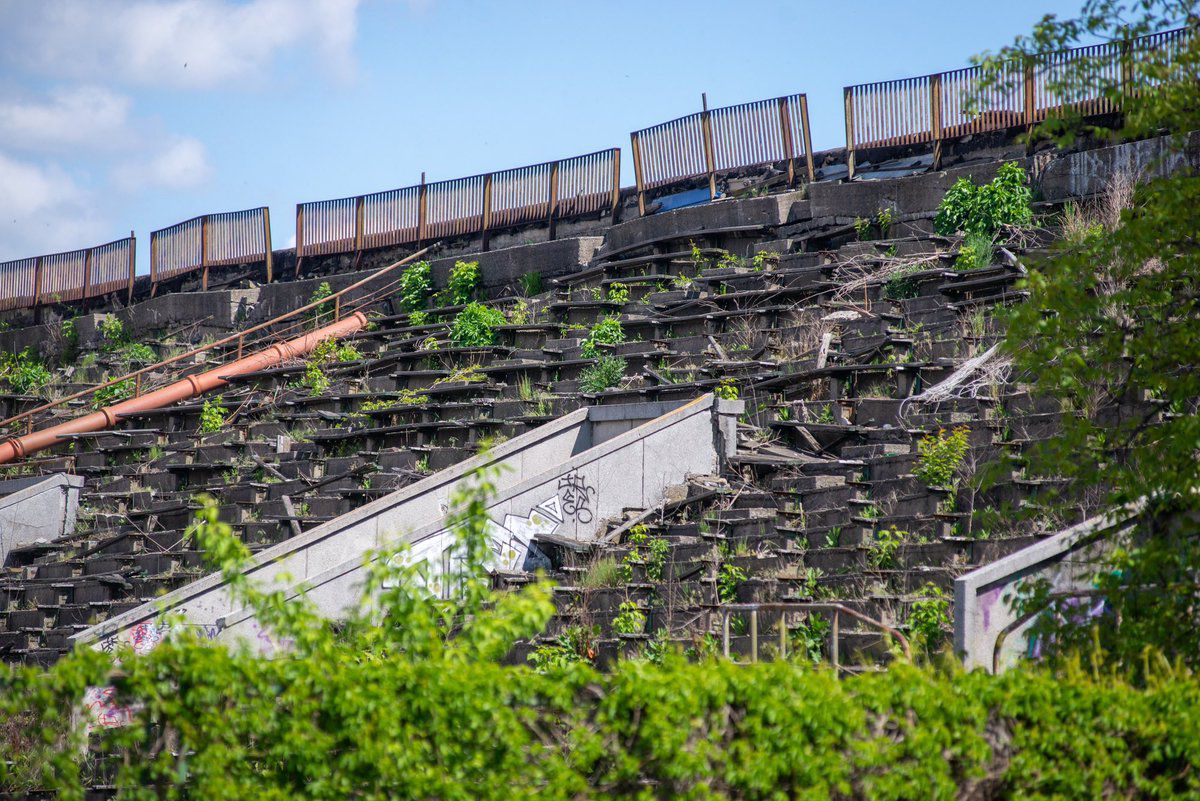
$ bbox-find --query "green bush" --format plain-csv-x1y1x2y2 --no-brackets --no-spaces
883,266,922,300
611,602,646,636
907,583,950,652
605,282,629,305
580,315,625,358
398,261,432,312
934,161,1032,237
198,397,225,434
450,302,506,348
520,271,543,297
955,232,995,271
579,355,626,393
914,426,971,487
446,260,481,306
307,282,335,327
92,379,132,408
1,349,52,396
714,378,739,400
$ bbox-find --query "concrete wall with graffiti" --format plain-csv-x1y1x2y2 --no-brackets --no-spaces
954,510,1133,672
75,395,740,658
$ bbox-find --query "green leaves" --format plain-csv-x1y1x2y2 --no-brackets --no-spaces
934,162,1033,238
397,260,432,313
449,302,506,347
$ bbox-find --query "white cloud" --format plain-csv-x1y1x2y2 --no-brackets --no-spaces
5,0,362,89
0,152,106,259
0,87,135,156
112,137,212,191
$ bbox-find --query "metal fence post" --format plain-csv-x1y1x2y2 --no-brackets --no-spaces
930,73,944,171
32,256,43,308
200,215,210,291
82,247,93,303
750,608,759,662
700,93,717,201
481,172,493,251
150,233,158,297
830,609,840,673
127,232,135,304
547,160,560,242
778,96,796,187
843,87,856,181
799,94,815,183
610,147,622,224
1024,59,1037,128
1119,39,1133,102
631,132,646,217
262,207,273,283
722,612,731,658
417,172,428,246
294,203,304,278
354,195,365,255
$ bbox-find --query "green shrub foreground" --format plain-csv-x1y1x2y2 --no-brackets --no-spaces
2,477,1199,800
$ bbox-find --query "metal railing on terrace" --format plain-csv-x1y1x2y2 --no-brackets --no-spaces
150,207,273,293
843,26,1192,178
295,148,621,267
630,93,814,215
0,236,136,312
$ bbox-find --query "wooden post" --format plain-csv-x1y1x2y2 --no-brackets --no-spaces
294,203,304,278
722,613,731,658
200,215,210,291
262,206,273,283
799,94,815,183
82,247,93,303
610,147,622,224
931,73,944,171
700,92,717,201
778,611,788,658
127,232,135,304
778,96,796,187
417,172,428,245
547,159,560,242
481,172,493,251
844,87,856,181
630,132,647,217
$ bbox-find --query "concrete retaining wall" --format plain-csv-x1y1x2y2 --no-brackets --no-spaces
0,474,84,565
953,509,1133,672
76,395,741,652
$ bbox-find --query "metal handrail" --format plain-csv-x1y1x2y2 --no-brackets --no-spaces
708,601,911,670
0,247,430,434
990,588,1111,673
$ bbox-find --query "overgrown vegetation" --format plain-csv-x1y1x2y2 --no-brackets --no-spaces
398,260,432,313
0,348,52,396
450,302,506,347
934,161,1032,238
198,397,225,434
579,315,625,358
914,426,970,488
444,260,481,306
579,355,626,394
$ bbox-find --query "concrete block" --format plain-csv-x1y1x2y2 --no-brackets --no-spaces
0,474,84,565
1038,131,1200,202
427,237,602,295
809,161,1009,221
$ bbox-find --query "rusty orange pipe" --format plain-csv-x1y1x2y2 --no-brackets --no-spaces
0,312,368,465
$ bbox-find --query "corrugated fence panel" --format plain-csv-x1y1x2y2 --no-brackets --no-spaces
557,149,618,217
490,161,553,229
151,217,203,282
39,250,87,304
636,113,707,190
89,238,133,298
0,258,38,311
298,197,358,258
206,207,269,267
362,187,420,250
425,175,485,240
633,95,810,197
847,26,1192,158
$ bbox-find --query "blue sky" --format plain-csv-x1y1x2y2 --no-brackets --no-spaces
0,0,1084,270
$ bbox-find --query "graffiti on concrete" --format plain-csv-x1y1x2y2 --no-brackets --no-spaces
82,685,137,732
387,494,565,599
557,470,595,523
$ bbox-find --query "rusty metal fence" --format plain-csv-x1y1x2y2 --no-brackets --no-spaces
150,207,272,293
844,26,1192,178
295,148,620,264
629,93,814,216
0,236,135,312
